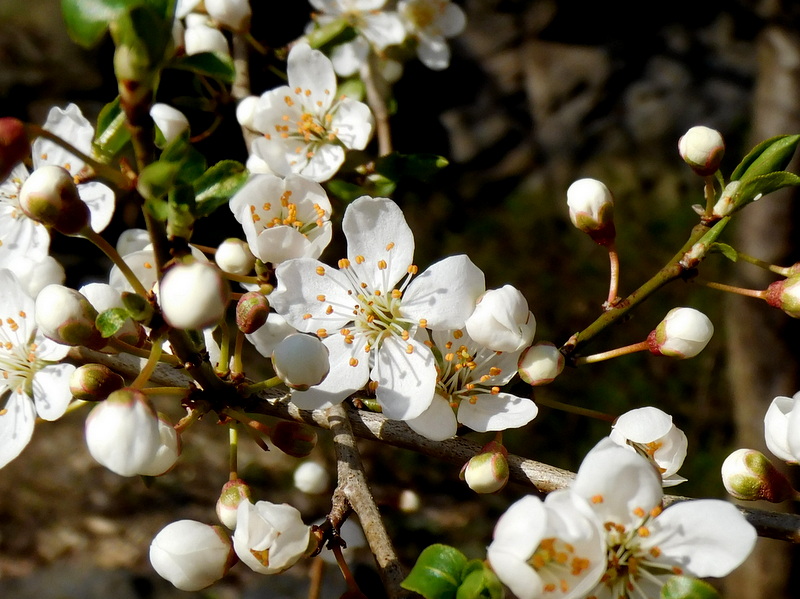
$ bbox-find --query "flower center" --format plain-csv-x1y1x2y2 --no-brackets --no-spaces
405,0,444,30
249,190,327,236
528,537,594,595
0,313,40,398
434,333,503,407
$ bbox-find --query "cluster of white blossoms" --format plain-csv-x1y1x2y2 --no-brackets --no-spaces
488,438,756,599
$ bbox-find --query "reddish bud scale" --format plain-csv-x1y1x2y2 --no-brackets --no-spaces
236,291,270,333
0,117,29,180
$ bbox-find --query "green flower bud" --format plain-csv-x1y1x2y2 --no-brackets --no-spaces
721,448,794,502
460,440,509,494
69,363,126,400
216,478,253,530
236,291,270,334
765,274,800,318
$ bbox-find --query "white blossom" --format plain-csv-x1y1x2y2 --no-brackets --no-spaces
465,284,535,352
233,500,311,575
398,0,466,70
764,392,800,463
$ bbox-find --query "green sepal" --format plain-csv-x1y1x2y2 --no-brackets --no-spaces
160,133,207,184
93,96,131,159
111,3,173,84
456,561,504,599
194,160,249,218
62,0,134,48
401,544,468,599
660,575,721,599
375,152,450,183
167,184,196,241
96,307,131,338
709,242,738,262
167,52,236,85
731,134,800,183
137,160,182,201
728,171,800,212
121,291,154,322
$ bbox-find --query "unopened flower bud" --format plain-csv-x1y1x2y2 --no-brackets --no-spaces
647,307,714,359
518,342,564,385
216,478,253,529
721,448,794,502
460,440,509,494
711,180,741,218
184,18,230,56
19,165,90,235
216,238,256,275
150,520,236,591
465,285,536,352
35,284,104,349
137,413,181,476
678,126,725,176
764,393,800,463
398,489,421,513
236,291,270,333
205,0,252,32
159,261,231,330
150,103,189,145
272,333,330,391
236,96,259,130
85,388,161,476
69,363,126,400
293,461,329,494
765,274,800,319
566,178,616,245
270,421,318,458
0,117,30,180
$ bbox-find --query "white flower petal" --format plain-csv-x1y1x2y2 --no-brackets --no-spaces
405,394,457,441
0,392,36,468
417,35,451,70
331,37,370,77
288,43,337,110
33,104,93,173
32,363,75,421
78,181,115,233
372,335,435,420
330,98,374,150
299,143,346,182
361,12,406,48
612,406,673,443
457,393,538,432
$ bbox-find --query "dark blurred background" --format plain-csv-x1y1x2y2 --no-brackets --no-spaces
1,0,799,597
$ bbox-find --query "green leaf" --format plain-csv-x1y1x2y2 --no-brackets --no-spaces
731,134,800,182
121,291,153,322
158,133,207,183
401,544,468,599
375,152,450,183
138,160,181,201
96,307,131,338
167,52,237,84
710,242,739,262
93,97,131,159
305,18,355,49
61,0,133,48
326,179,370,203
194,160,249,218
730,171,800,211
660,575,721,599
456,562,504,599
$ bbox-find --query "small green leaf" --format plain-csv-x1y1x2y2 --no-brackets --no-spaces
159,133,207,183
61,0,132,48
731,134,800,182
326,179,370,203
660,575,721,599
305,18,355,49
456,562,504,599
401,544,468,599
96,307,131,338
138,160,181,201
710,242,739,262
167,184,196,241
194,160,249,218
729,171,800,211
121,291,154,322
93,97,131,159
375,152,450,183
167,52,236,84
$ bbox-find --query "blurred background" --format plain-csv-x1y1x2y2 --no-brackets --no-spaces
1,0,799,597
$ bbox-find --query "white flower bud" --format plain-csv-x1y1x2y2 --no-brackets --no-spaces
459,441,509,494
215,238,256,275
149,520,236,591
19,165,90,235
517,341,564,385
236,95,259,130
764,393,800,463
232,500,312,575
609,406,688,486
465,285,536,352
85,388,161,476
566,178,616,245
765,274,800,319
293,461,329,495
137,413,181,476
150,103,190,145
721,448,794,502
216,478,252,529
184,19,230,56
271,333,330,391
647,307,714,359
398,489,421,513
205,0,251,32
678,125,725,176
159,261,231,330
35,284,104,349
711,180,741,218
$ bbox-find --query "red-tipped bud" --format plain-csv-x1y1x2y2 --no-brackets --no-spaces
236,291,270,333
765,275,800,318
70,363,126,400
647,307,714,359
0,117,30,180
19,165,90,235
270,421,318,458
216,478,253,529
